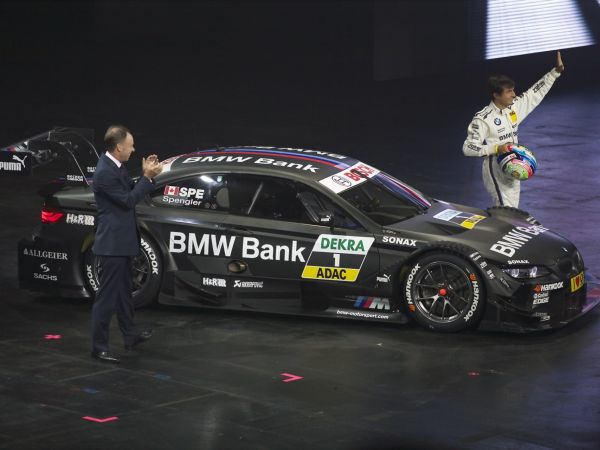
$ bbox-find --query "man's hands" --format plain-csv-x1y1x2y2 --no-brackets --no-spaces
555,50,565,73
497,143,512,154
142,154,163,179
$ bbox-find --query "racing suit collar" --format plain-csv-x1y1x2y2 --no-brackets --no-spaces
490,100,513,114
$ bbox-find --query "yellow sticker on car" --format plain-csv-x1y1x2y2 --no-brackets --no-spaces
570,271,584,292
460,215,486,230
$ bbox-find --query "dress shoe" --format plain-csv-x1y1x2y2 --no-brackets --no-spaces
125,329,153,350
91,351,120,364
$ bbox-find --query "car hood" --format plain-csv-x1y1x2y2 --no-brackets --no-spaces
383,200,577,266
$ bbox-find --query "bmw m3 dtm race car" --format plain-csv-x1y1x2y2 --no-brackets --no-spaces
6,128,600,332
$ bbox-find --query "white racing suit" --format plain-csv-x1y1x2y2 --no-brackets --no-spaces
463,68,561,207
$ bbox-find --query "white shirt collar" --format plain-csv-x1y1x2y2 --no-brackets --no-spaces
105,151,122,168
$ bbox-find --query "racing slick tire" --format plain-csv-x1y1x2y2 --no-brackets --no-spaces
402,253,486,332
83,236,162,309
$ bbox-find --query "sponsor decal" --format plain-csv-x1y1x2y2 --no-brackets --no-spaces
66,174,84,182
22,248,68,260
404,264,420,307
376,274,391,283
34,263,57,281
301,234,375,282
353,296,390,311
467,143,481,152
335,309,390,320
570,271,584,293
86,166,96,173
162,185,205,206
470,251,482,262
486,269,495,280
532,80,545,93
464,279,480,322
507,259,529,264
533,292,550,305
0,153,29,172
497,127,506,133
202,277,226,287
331,176,351,187
490,224,550,257
382,236,416,247
234,280,263,288
509,110,517,123
34,272,57,281
533,312,551,322
163,185,204,199
66,213,95,226
169,232,306,262
433,209,486,229
141,238,159,275
494,118,501,125
86,264,98,292
319,162,379,194
498,131,517,141
534,281,564,293
182,155,319,173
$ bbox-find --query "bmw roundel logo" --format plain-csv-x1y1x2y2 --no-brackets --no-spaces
494,118,501,125
332,176,352,187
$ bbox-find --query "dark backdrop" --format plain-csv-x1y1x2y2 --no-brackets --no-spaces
1,0,599,195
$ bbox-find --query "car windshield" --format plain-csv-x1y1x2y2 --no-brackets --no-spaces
339,171,431,226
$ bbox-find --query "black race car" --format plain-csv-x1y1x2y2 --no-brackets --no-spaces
10,129,600,332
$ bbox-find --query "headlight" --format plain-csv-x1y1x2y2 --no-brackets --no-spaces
502,265,550,279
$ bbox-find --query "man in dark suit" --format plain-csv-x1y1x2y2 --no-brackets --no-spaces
91,125,163,363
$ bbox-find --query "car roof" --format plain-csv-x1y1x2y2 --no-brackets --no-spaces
158,146,361,182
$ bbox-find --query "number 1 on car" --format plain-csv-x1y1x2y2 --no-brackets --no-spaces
333,253,340,267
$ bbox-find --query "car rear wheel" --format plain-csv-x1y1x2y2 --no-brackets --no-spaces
402,253,485,332
83,236,162,309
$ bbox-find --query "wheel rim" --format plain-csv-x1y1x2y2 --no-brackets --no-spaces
412,261,473,323
93,253,150,297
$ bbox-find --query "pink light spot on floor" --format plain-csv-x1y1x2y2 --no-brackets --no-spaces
281,372,303,383
44,335,62,340
468,371,480,377
82,416,118,423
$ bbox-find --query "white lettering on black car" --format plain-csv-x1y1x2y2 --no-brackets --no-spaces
181,155,319,172
234,280,263,288
382,236,417,247
22,248,69,260
168,232,306,262
490,225,550,257
203,277,226,287
66,213,95,226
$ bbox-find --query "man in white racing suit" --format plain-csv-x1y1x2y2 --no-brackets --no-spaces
463,51,565,207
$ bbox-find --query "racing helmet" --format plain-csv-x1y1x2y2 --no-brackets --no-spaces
497,144,537,180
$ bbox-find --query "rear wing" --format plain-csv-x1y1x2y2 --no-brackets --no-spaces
0,127,99,186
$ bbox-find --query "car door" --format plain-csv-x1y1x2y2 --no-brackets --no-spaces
221,173,379,313
140,173,234,307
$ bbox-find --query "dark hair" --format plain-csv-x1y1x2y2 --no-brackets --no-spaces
104,125,131,151
487,75,515,99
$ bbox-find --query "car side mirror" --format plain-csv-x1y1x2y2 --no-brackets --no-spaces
318,211,334,231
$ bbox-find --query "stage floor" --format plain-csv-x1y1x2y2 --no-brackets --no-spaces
1,88,599,449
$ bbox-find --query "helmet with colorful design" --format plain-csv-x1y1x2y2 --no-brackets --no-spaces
497,144,537,180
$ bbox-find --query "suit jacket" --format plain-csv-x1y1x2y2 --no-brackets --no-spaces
92,153,155,256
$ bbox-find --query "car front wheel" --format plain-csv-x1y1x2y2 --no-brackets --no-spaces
402,253,485,332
